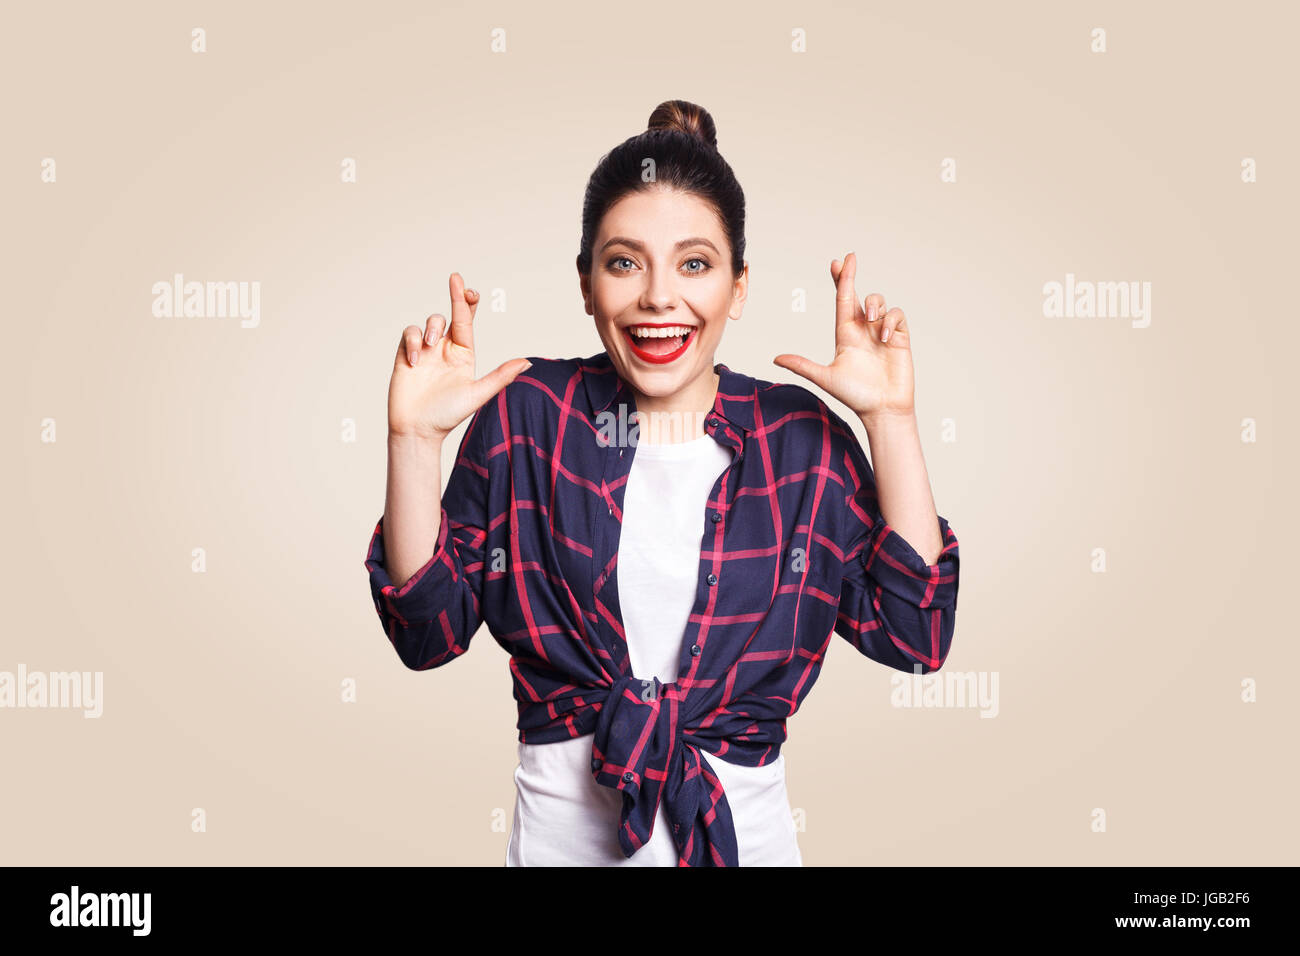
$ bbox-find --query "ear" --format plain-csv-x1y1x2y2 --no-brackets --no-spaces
577,257,593,315
729,261,749,320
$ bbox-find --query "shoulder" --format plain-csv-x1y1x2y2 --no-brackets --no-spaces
509,354,587,399
743,372,866,493
754,376,824,419
749,374,858,448
479,354,591,439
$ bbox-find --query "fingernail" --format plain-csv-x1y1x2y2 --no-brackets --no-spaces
867,304,875,321
411,350,419,366
881,327,890,343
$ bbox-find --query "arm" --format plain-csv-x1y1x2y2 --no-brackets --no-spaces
771,250,960,672
364,403,492,670
367,270,528,670
384,431,446,589
833,411,960,673
859,409,944,565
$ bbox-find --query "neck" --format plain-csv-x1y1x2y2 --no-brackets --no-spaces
631,368,720,444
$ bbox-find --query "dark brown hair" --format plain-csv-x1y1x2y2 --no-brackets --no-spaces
576,99,747,277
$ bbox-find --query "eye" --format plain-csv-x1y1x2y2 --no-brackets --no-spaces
605,254,711,274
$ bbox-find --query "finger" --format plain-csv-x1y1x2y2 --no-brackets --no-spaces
879,307,906,343
448,272,474,351
772,353,832,392
469,357,533,410
833,252,861,328
424,313,446,346
464,285,480,321
864,293,886,323
834,254,867,325
401,325,423,367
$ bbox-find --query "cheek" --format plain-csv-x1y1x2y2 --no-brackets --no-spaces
592,283,632,320
685,283,733,321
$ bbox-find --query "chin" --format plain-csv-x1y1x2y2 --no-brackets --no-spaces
622,365,692,397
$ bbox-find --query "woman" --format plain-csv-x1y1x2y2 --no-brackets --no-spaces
365,100,961,866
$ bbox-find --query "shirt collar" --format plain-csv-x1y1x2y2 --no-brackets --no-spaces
580,349,756,436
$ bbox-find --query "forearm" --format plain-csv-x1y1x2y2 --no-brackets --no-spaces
858,411,944,565
384,431,446,588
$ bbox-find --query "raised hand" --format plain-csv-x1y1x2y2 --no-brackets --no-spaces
388,272,532,441
772,252,915,422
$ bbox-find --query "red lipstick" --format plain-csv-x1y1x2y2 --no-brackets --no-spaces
622,322,697,365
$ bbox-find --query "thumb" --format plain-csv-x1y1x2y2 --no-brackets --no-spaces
772,353,831,391
470,357,532,410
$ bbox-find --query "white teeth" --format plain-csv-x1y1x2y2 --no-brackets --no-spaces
628,325,694,338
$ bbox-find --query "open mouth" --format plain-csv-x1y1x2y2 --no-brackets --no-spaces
622,323,698,364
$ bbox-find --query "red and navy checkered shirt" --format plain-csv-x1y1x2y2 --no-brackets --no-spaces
364,350,960,866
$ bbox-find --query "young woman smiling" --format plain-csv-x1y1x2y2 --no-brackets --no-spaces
366,100,961,867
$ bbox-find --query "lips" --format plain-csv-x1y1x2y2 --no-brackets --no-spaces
622,322,698,365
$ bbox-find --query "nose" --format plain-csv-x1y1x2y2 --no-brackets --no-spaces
639,264,679,313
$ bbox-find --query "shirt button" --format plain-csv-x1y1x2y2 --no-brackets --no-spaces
706,572,717,585
622,771,635,783
707,417,718,427
690,643,701,656
711,512,721,523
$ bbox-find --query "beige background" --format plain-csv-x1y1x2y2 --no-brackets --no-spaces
2,0,1295,865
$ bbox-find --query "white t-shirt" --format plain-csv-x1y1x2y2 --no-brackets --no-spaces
505,431,803,866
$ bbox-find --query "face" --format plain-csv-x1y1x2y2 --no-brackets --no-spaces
579,186,747,405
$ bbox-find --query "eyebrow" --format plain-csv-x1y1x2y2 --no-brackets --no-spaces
599,236,721,256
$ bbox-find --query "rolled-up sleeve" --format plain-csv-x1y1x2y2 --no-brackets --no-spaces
364,404,492,670
831,415,960,673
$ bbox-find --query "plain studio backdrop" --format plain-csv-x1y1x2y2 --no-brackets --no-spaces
1,0,1296,865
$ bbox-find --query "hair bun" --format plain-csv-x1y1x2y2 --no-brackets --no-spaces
647,99,718,150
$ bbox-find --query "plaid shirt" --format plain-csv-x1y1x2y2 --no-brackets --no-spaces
364,350,961,866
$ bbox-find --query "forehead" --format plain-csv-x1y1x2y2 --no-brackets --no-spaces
597,187,723,242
